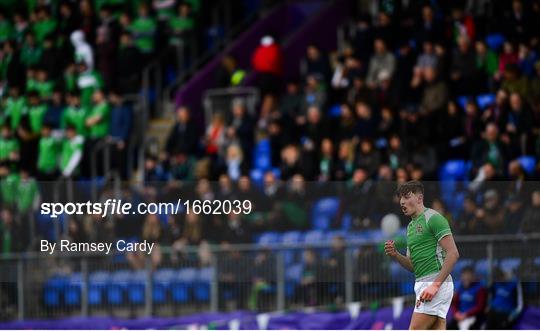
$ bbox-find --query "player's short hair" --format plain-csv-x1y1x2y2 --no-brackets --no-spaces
396,180,424,198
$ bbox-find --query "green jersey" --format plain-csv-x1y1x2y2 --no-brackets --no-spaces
16,178,38,212
406,207,452,279
32,18,57,43
88,102,110,138
60,135,84,176
37,136,60,173
28,104,47,134
77,71,103,109
0,137,19,161
0,172,19,207
130,16,157,54
5,96,27,129
61,106,88,136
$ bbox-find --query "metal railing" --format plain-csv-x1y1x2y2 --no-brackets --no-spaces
202,87,260,126
1,234,539,321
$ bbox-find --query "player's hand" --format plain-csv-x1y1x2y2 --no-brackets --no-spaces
419,283,440,302
384,240,398,258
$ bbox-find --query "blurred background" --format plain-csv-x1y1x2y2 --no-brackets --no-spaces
0,0,540,329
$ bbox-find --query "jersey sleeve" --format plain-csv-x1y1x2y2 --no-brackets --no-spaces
427,213,452,241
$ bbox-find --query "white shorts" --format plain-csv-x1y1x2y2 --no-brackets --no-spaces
413,273,454,319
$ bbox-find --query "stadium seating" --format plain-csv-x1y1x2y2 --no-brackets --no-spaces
194,267,214,302
518,156,537,175
311,197,340,230
171,268,197,303
476,93,495,110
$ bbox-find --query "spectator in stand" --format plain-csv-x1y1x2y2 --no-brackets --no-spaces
60,126,84,178
501,64,529,98
415,5,443,44
227,98,254,168
475,40,499,92
44,90,64,129
521,190,540,233
36,124,60,181
115,32,141,94
485,267,523,330
297,249,321,306
416,40,438,71
252,34,283,97
451,36,477,95
504,194,525,233
455,196,477,235
167,2,195,71
483,89,510,131
449,267,487,330
127,214,163,270
504,0,531,43
166,106,198,157
130,2,157,59
303,44,331,82
0,124,19,164
109,91,132,179
0,208,23,254
471,123,507,174
70,30,94,71
248,249,275,311
419,66,448,116
366,38,395,89
505,92,533,158
471,189,505,234
0,41,24,89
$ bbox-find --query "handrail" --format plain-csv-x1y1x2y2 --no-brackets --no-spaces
162,3,263,114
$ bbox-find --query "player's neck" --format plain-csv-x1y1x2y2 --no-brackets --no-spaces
411,205,426,219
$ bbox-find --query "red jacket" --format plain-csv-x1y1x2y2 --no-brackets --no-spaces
251,43,283,76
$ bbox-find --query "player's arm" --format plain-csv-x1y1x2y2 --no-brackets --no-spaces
384,241,414,272
432,234,460,286
419,234,459,302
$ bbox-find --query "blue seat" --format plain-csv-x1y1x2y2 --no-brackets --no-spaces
457,96,469,110
341,213,352,231
477,94,495,110
303,230,324,244
64,273,82,306
128,270,146,305
347,231,368,244
44,275,67,307
250,168,264,186
328,104,341,117
311,197,340,230
475,259,490,277
285,264,303,298
441,160,468,180
195,267,214,302
500,258,521,274
88,271,109,305
108,270,130,305
257,232,280,246
171,268,197,303
282,231,302,265
254,153,271,170
153,268,175,304
518,156,536,175
485,33,505,51
325,230,345,243
364,229,384,243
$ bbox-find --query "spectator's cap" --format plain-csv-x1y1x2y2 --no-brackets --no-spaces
484,189,498,200
261,35,274,46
